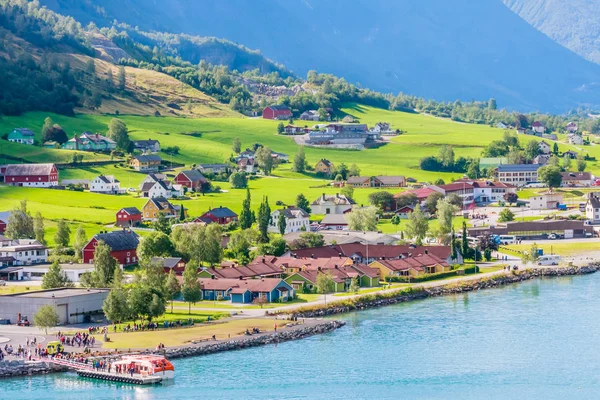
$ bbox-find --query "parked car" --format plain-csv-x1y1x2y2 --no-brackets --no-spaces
0,280,5,286
549,234,557,240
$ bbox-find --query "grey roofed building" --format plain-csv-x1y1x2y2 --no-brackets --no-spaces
3,163,56,176
97,175,119,184
12,128,35,136
120,207,141,215
94,230,140,251
205,206,237,218
178,169,206,182
151,257,184,269
134,154,162,163
497,164,541,173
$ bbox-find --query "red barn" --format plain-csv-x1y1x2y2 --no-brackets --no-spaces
83,230,140,266
115,207,142,227
262,105,292,120
1,163,58,187
174,170,207,191
199,207,238,225
0,211,9,234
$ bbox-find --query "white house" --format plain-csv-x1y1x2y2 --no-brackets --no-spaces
370,122,394,133
0,238,48,265
497,164,541,187
529,192,563,210
311,193,355,215
20,263,98,283
455,180,517,204
568,134,584,145
566,122,578,133
532,121,546,134
538,141,551,154
89,175,124,194
585,193,600,224
268,207,310,234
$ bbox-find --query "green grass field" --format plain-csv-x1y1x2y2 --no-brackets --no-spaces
0,104,593,236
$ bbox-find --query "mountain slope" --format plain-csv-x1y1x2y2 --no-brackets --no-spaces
41,0,600,112
503,0,600,65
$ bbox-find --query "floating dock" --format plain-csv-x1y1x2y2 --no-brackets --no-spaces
76,369,163,385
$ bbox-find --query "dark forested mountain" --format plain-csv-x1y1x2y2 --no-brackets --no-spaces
503,0,600,65
41,0,600,113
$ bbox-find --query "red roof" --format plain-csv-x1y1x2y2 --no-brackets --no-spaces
532,121,545,127
394,187,436,200
436,182,474,192
289,243,452,261
376,254,448,272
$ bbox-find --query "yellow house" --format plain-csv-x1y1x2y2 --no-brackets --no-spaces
142,197,186,221
369,254,450,279
130,154,162,172
315,159,334,175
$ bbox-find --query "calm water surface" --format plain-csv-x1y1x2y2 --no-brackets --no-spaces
4,274,600,399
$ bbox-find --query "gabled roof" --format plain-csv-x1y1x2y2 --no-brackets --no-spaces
394,187,436,200
119,207,141,215
133,154,162,163
311,193,355,206
204,207,237,218
147,197,175,211
11,128,35,136
317,159,333,167
80,132,115,144
375,254,448,272
151,257,184,269
289,242,452,261
561,171,592,181
346,176,370,184
4,163,55,176
532,121,545,127
133,139,159,146
266,104,291,111
198,163,228,169
276,207,309,219
0,211,13,223
96,175,119,184
178,170,206,182
321,214,348,225
93,230,139,251
376,176,405,185
497,164,541,172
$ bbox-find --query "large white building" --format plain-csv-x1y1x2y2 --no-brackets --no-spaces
268,207,310,234
0,238,48,266
311,193,355,215
451,179,517,204
90,175,124,194
529,191,563,210
17,263,96,283
497,164,541,187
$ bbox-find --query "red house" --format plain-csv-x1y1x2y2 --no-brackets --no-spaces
174,170,207,191
1,163,58,187
151,257,187,274
262,105,292,120
115,207,142,227
199,207,239,225
83,230,140,266
0,212,9,234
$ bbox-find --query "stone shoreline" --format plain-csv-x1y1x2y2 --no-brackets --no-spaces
0,320,345,379
289,265,600,318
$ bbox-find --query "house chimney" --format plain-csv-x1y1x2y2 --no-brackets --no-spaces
311,253,315,259
317,267,322,271
322,193,326,200
425,249,429,255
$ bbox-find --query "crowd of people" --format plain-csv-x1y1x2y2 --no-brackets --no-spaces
55,331,96,348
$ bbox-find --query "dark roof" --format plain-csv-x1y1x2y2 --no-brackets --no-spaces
134,154,162,162
469,220,591,235
290,242,452,261
561,172,592,181
94,230,139,251
133,139,160,146
376,176,405,185
179,170,206,182
346,176,370,184
120,207,141,215
318,159,333,167
588,194,600,209
140,182,155,192
148,197,175,211
497,164,541,172
97,175,119,184
12,128,35,136
151,257,184,269
198,164,228,169
267,104,291,111
278,207,309,219
4,163,55,176
205,207,238,218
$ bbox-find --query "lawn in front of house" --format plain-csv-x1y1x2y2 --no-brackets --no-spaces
171,294,321,310
98,318,289,349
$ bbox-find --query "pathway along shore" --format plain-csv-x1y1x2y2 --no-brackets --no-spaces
1,265,598,379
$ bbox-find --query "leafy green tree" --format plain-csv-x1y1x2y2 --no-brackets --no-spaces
239,188,253,229
405,204,429,245
461,221,469,258
524,140,540,161
391,214,401,229
295,193,311,214
153,212,172,235
436,198,456,238
562,155,572,171
258,237,287,256
5,200,34,239
33,212,45,245
102,268,130,323
348,277,360,294
229,171,248,188
466,160,480,179
117,66,126,91
181,262,202,314
368,191,394,210
395,193,418,209
336,163,349,180
340,185,354,202
73,225,87,261
165,270,181,313
348,163,361,178
451,227,457,260
293,147,306,173
276,122,285,134
538,165,562,188
91,241,118,287
553,142,559,155
425,192,445,213
228,229,258,264
347,206,378,231
488,98,497,110
577,155,587,172
288,232,325,250
85,59,96,75
41,261,73,289
277,212,287,235
438,145,455,168
54,219,71,248
137,231,174,262
257,196,272,243
232,137,241,154
316,272,336,303
547,156,560,167
42,117,53,141
504,192,519,205
108,118,130,151
33,305,59,334
498,208,515,222
255,146,274,175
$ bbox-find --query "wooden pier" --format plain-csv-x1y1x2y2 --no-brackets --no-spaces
76,369,163,385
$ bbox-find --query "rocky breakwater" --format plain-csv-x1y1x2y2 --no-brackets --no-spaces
0,359,68,379
292,265,600,318
159,320,346,360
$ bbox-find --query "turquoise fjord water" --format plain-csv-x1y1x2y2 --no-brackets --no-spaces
4,274,600,400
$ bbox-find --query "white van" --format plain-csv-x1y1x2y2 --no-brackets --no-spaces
537,255,561,266
498,235,516,245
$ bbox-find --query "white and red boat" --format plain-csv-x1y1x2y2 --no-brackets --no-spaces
113,355,175,380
